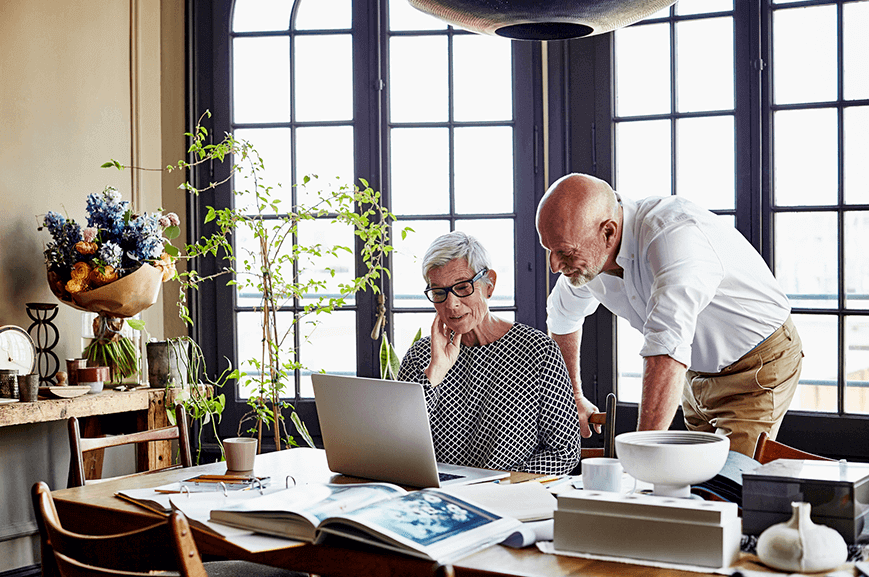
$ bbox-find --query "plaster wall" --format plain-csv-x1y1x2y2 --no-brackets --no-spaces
0,0,185,571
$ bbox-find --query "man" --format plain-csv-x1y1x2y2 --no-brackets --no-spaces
536,173,803,456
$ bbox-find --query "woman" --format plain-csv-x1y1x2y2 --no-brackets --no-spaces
397,231,581,475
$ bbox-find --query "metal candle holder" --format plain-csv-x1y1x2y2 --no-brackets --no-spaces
26,302,60,385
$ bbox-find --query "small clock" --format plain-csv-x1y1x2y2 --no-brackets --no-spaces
0,325,37,375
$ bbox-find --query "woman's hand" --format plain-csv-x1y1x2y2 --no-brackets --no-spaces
424,314,462,386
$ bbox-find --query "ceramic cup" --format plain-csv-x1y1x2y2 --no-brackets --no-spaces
224,437,257,472
582,457,624,492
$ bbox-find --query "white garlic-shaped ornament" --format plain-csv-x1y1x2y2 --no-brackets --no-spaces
756,501,848,573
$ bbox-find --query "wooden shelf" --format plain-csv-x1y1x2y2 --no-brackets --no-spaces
0,388,158,428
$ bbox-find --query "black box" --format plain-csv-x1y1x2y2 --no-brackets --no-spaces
742,459,869,543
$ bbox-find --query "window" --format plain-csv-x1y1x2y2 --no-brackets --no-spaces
191,0,547,445
563,0,869,459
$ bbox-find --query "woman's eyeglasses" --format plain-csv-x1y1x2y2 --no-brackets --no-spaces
424,268,488,303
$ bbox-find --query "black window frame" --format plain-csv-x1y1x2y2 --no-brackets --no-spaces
188,0,550,451
552,0,869,461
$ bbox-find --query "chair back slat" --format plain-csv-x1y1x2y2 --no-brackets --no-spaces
68,404,193,487
752,431,833,465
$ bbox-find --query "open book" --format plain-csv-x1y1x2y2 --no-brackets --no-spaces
691,450,762,508
209,482,523,563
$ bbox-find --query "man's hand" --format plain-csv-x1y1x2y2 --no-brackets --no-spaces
424,314,462,386
574,394,601,438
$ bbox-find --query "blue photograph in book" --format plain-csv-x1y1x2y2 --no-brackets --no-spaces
346,492,498,547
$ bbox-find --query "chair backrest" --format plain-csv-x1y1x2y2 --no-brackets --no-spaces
68,403,192,487
752,431,834,464
581,392,618,459
31,481,207,577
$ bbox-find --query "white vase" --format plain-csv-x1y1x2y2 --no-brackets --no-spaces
756,502,847,573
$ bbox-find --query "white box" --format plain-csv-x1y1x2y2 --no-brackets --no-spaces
553,490,742,568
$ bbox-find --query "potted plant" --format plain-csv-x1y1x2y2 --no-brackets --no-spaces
106,111,408,452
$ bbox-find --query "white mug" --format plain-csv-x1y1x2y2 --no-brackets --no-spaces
224,437,257,472
582,457,623,492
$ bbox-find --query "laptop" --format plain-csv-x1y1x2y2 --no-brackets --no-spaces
311,373,509,488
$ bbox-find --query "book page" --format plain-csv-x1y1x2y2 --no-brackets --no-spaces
436,482,557,521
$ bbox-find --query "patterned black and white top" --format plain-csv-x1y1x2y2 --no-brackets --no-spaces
397,322,581,475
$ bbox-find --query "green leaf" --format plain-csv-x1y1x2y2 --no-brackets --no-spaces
164,225,181,240
164,244,179,257
126,319,146,331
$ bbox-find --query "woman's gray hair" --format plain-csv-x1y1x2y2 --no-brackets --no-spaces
422,231,493,286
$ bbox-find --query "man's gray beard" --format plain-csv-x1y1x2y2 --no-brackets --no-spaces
566,271,596,288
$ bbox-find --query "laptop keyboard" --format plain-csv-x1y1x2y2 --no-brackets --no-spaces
438,472,465,482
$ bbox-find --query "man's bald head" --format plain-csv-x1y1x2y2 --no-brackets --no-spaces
536,173,619,235
536,173,623,286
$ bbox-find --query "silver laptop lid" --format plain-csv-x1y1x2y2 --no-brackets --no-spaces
312,373,442,488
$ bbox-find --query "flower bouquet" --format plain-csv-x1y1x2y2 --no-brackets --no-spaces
41,186,178,381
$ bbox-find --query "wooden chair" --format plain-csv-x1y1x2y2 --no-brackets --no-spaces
752,431,834,465
32,481,206,577
67,403,192,487
33,481,306,577
581,392,618,459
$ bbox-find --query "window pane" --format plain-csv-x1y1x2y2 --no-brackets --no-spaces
392,220,451,309
845,211,869,310
676,116,734,210
234,225,281,309
295,126,355,205
774,108,838,206
294,0,351,30
233,37,290,123
390,128,449,214
677,0,732,16
295,35,353,121
844,1,869,101
790,314,837,413
775,212,838,309
233,0,291,32
846,316,869,415
773,5,837,105
844,106,869,205
389,36,448,123
614,23,670,117
676,17,733,113
237,311,296,399
453,35,512,122
299,311,356,398
454,127,514,214
616,120,671,197
455,219,515,308
389,0,447,31
234,128,292,210
394,312,434,360
616,316,643,404
297,218,356,306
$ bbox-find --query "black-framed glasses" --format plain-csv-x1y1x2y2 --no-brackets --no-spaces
424,268,489,304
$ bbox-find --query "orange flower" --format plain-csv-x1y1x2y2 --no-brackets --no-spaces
90,265,118,287
65,278,89,294
75,241,98,255
156,252,177,282
71,261,91,280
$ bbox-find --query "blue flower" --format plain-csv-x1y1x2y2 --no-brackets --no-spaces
43,212,82,270
97,241,123,269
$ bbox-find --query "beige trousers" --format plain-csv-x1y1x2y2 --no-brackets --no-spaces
682,316,803,457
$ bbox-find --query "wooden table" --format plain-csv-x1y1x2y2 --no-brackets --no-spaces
47,447,810,577
1,387,181,476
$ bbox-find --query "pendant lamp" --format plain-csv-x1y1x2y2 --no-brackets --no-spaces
407,0,678,40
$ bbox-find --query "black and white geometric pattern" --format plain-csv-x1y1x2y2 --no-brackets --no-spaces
398,323,581,475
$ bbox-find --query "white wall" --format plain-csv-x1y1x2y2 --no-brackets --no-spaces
0,0,184,571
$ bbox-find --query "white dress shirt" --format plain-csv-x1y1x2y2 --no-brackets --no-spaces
546,194,791,373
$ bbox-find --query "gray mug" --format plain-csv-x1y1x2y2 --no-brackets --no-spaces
18,374,39,402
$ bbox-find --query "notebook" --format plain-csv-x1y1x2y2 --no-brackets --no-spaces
311,373,510,488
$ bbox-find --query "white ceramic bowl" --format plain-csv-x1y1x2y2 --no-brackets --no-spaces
615,431,730,498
